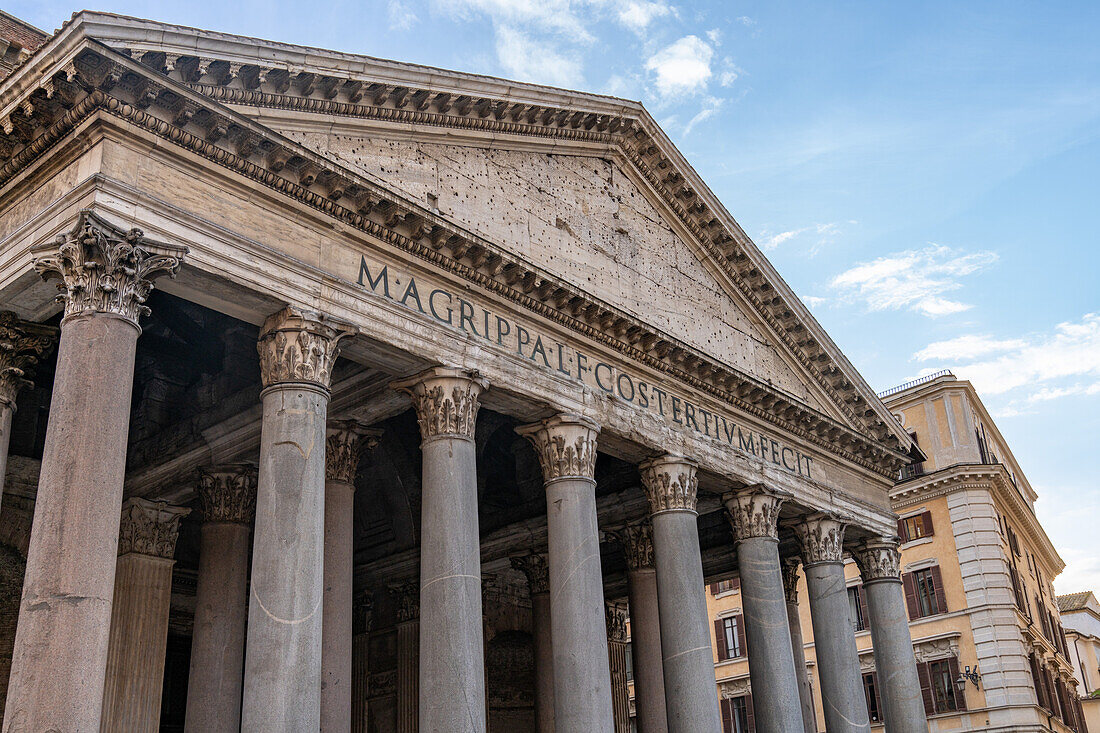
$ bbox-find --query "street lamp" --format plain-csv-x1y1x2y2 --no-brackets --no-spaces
955,664,981,691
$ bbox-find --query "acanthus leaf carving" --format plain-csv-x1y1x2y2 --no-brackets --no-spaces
781,557,802,604
794,513,846,565
605,601,628,643
0,311,57,408
197,464,257,525
723,486,786,541
510,553,549,596
391,367,488,441
257,306,357,389
516,414,599,482
853,538,902,582
608,520,655,570
117,497,190,559
639,455,699,514
326,420,381,484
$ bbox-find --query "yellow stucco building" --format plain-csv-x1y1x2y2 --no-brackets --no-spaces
1060,592,1100,731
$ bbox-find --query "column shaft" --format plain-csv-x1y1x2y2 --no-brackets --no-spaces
607,603,630,733
531,591,555,733
396,619,419,733
351,592,374,733
627,567,667,733
782,561,816,733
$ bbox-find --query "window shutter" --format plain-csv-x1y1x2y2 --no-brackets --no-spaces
921,510,935,537
745,693,756,733
917,661,935,715
732,576,741,593
1029,654,1046,708
710,582,719,595
902,572,920,620
735,614,747,657
858,585,869,631
714,619,728,661
897,518,909,543
948,657,968,711
719,698,732,733
1059,625,1070,658
930,565,947,614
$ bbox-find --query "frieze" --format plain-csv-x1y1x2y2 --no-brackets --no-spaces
608,520,655,571
912,636,960,664
391,367,487,441
718,677,751,699
640,455,699,514
197,464,257,525
510,554,549,596
795,513,846,565
368,670,396,699
516,414,599,482
32,210,186,327
257,306,357,390
724,486,787,541
117,497,190,559
326,420,381,485
0,312,57,408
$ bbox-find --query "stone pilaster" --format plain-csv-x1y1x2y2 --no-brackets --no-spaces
606,601,630,733
853,539,927,733
101,498,190,733
4,211,185,733
186,465,257,733
322,420,380,733
512,554,554,733
517,414,613,733
796,514,869,733
352,590,374,733
242,306,356,732
392,367,488,733
781,557,816,733
390,580,420,733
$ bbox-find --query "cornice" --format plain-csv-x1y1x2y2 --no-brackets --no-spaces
0,39,910,476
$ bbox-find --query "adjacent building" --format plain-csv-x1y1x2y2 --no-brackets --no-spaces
1060,592,1100,730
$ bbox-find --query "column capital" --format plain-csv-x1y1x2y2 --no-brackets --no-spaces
118,497,190,559
794,513,847,566
852,537,902,583
606,601,628,643
32,210,187,327
353,590,374,636
197,464,257,525
781,557,802,604
326,420,381,485
608,520,655,570
391,366,488,442
516,413,599,482
723,485,788,542
639,454,699,515
511,553,550,595
390,579,420,623
0,311,57,408
257,306,357,391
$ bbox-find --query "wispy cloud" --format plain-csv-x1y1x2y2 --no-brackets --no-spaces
829,244,997,317
760,221,850,255
495,25,585,87
388,0,420,30
645,35,714,98
913,334,1027,361
615,0,674,35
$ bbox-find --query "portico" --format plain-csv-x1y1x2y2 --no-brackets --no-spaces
0,12,926,733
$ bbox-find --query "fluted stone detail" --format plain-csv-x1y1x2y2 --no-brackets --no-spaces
32,210,186,326
198,465,257,525
782,556,802,604
605,602,628,643
511,554,550,595
724,486,786,541
795,513,846,566
0,312,56,408
391,580,420,623
515,414,599,481
353,590,374,636
853,538,902,583
391,366,487,441
326,421,381,484
117,498,190,559
639,454,699,514
257,306,356,389
608,520,655,570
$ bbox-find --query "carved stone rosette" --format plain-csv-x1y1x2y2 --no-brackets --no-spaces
515,414,599,483
32,210,187,327
781,557,802,604
639,454,699,515
117,497,191,559
257,306,357,390
608,520,655,570
794,513,847,566
353,590,374,636
390,580,420,623
391,366,488,442
197,465,257,525
723,486,787,542
510,553,550,595
326,420,381,484
0,311,57,408
605,601,628,643
853,538,903,584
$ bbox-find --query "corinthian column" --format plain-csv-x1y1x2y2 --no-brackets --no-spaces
781,558,817,733
4,211,185,733
723,488,804,733
853,539,927,733
392,367,488,733
511,554,554,733
609,521,667,733
517,414,613,733
242,306,356,731
351,591,374,733
390,580,420,733
185,465,257,733
101,498,190,732
640,455,722,733
0,312,55,518
607,602,631,733
323,421,380,733
795,514,870,733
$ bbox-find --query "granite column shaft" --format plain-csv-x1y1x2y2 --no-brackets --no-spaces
512,554,554,733
781,559,817,733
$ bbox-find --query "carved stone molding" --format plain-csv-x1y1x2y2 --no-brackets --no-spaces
390,579,420,623
391,366,488,442
32,210,187,327
639,455,699,515
794,513,846,566
853,538,902,583
353,589,374,636
515,414,599,482
718,677,751,699
0,311,57,408
781,557,802,604
510,553,549,596
197,464,257,525
325,420,381,484
257,306,357,390
912,635,960,663
606,601,628,643
723,486,787,542
117,497,191,559
608,520,655,570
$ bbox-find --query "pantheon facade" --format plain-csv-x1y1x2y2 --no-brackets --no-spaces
0,12,929,733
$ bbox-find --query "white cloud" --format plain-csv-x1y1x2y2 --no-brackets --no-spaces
760,221,846,254
829,244,997,317
802,295,827,308
440,0,595,42
736,15,755,26
388,0,420,30
718,58,742,87
683,95,722,135
495,25,585,87
706,28,721,45
913,334,1027,361
645,35,714,98
615,1,673,34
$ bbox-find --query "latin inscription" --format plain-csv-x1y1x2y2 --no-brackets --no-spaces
358,256,814,478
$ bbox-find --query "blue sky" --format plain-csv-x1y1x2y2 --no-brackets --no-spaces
15,1,1100,590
